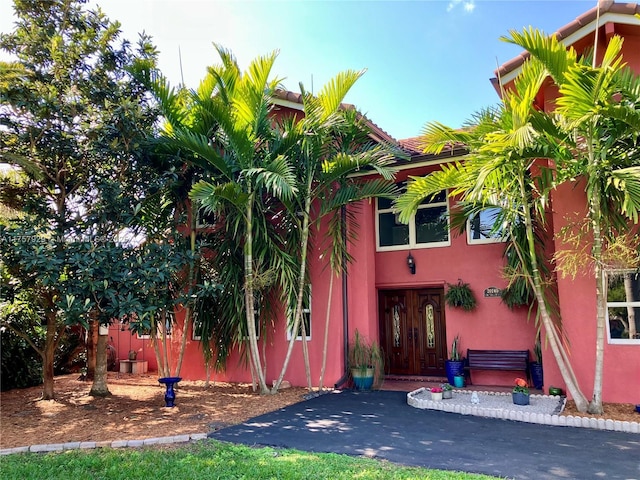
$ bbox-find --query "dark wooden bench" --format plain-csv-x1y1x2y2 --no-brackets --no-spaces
466,349,530,385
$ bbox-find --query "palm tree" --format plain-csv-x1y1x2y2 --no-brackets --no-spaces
504,28,640,414
273,80,398,391
161,45,298,394
395,56,591,411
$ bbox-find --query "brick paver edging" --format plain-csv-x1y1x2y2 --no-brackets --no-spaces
0,433,209,456
407,387,640,434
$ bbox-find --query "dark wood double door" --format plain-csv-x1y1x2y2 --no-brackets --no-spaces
379,288,447,376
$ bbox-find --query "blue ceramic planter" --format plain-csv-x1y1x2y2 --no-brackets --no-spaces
512,391,530,405
158,377,181,407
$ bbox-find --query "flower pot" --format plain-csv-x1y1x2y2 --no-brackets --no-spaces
453,375,465,388
512,391,530,405
530,362,543,389
351,367,374,391
445,360,465,385
431,391,443,401
128,350,137,361
442,390,452,399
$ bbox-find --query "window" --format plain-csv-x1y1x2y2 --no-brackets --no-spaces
376,183,449,251
196,207,217,229
136,310,173,339
192,310,202,341
467,208,507,245
287,287,311,341
606,270,640,344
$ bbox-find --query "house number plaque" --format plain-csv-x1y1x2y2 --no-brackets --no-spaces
484,287,502,297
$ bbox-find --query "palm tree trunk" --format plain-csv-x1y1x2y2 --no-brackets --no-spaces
272,179,313,392
517,175,589,411
244,195,269,394
175,206,197,377
318,271,336,390
588,158,605,414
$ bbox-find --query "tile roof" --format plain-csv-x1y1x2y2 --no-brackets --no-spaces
272,89,398,146
492,1,640,87
396,136,467,165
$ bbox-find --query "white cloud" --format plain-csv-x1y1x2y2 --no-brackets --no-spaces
447,0,476,14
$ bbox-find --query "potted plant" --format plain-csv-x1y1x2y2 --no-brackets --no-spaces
444,279,477,311
512,377,530,405
430,387,443,401
445,334,465,385
348,329,384,390
530,337,543,389
441,383,453,399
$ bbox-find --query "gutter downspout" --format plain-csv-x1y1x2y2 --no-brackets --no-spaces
334,205,350,389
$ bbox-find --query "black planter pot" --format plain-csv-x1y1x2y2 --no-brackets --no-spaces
530,362,543,389
158,377,181,407
445,360,465,385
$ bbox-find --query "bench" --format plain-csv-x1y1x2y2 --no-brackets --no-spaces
466,349,530,385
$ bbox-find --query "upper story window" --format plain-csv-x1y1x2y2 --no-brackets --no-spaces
467,208,507,245
376,183,449,251
287,286,311,341
606,270,640,344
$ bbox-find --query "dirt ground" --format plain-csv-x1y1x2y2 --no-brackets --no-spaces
1,374,638,450
0,373,307,449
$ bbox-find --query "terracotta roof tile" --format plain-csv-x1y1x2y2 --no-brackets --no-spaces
494,1,640,80
272,89,397,145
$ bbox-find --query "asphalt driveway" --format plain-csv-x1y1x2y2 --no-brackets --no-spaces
209,390,640,480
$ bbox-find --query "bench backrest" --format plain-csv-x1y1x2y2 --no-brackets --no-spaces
467,349,529,371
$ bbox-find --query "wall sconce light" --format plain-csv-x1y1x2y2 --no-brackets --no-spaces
407,252,416,275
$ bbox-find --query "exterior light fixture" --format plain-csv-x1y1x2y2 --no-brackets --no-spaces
407,252,416,275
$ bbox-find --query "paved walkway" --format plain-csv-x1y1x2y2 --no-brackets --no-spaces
210,390,640,480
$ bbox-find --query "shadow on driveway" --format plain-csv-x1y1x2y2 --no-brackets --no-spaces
209,390,640,480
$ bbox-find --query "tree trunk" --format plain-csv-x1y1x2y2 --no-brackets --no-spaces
273,178,313,393
85,320,98,381
318,271,335,390
244,195,269,394
41,310,58,400
624,274,637,338
175,207,197,377
517,175,589,412
588,167,605,415
89,332,111,397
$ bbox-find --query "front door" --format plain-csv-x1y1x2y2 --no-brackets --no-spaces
379,288,446,376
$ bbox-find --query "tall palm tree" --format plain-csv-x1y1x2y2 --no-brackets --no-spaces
395,56,591,411
504,28,640,414
162,45,299,394
273,79,398,391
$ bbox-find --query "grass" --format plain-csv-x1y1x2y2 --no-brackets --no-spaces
0,440,501,479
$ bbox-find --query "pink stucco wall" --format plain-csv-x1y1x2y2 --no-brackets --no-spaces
547,181,640,403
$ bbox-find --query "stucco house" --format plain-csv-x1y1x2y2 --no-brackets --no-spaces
109,1,639,404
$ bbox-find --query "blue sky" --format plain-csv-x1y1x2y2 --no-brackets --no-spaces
0,1,596,140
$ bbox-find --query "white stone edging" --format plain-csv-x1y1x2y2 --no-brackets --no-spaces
0,432,209,456
407,387,640,434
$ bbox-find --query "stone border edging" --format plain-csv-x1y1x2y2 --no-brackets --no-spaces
407,387,640,434
0,432,209,456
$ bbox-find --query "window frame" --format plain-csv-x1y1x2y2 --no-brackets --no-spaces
605,269,640,345
466,207,508,245
287,287,312,341
375,186,450,252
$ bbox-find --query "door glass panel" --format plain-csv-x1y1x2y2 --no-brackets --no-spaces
393,305,401,347
426,304,435,348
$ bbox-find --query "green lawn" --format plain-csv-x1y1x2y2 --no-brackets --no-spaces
1,440,502,479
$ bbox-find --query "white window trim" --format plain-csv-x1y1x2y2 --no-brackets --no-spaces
375,193,451,252
605,270,640,345
287,288,311,341
136,311,174,340
466,209,508,245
